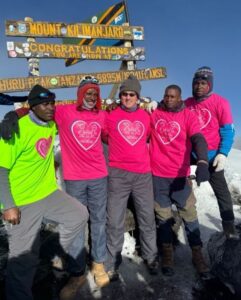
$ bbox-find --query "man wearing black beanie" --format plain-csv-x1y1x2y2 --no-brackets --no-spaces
186,66,238,239
0,84,88,300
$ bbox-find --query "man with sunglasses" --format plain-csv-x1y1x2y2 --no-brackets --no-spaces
0,84,88,300
103,75,158,280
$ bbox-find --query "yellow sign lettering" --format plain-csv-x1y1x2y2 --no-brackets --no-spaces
6,20,144,40
0,67,166,93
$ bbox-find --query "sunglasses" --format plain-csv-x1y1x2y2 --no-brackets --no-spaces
38,92,56,100
121,92,137,97
79,75,99,86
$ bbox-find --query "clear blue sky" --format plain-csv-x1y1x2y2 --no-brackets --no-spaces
1,0,241,136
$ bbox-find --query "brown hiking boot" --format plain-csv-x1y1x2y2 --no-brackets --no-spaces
161,243,174,276
91,262,110,287
222,221,240,240
59,275,86,300
192,246,210,276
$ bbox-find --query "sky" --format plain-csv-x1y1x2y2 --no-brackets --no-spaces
0,0,241,136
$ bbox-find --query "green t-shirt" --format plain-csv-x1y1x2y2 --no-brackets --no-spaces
0,115,58,207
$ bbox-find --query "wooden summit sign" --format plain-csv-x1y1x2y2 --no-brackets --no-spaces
0,67,166,93
5,20,144,40
6,41,145,61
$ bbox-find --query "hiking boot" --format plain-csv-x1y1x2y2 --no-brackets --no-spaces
59,275,86,300
222,221,240,240
107,269,119,282
146,257,159,275
161,243,174,276
91,262,110,287
192,246,210,277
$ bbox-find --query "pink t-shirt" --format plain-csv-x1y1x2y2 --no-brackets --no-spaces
150,107,201,178
185,94,233,151
55,104,108,180
105,107,151,173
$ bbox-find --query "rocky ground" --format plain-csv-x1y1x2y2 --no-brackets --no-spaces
0,216,239,300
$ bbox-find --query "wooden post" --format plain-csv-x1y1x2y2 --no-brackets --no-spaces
108,29,136,99
25,17,40,77
14,17,39,110
108,0,136,100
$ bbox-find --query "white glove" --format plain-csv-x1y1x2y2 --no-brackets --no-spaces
213,153,227,172
146,100,158,113
14,102,24,109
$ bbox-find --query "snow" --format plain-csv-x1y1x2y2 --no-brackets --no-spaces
227,148,241,176
67,149,241,299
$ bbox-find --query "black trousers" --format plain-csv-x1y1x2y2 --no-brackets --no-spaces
209,165,234,222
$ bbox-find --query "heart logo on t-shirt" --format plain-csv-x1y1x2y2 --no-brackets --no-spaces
191,108,211,129
36,137,52,158
71,120,101,151
118,120,144,146
155,119,180,144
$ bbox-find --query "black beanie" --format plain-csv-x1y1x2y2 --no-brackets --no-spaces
28,84,55,107
192,66,213,93
119,75,141,98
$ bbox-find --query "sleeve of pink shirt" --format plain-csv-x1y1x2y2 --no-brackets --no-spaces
186,109,202,137
216,95,233,125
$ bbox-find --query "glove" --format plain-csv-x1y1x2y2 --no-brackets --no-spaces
213,153,227,172
0,111,19,140
145,100,158,113
195,162,210,186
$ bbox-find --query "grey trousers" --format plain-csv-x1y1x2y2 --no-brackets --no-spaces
106,167,157,271
65,177,108,273
5,189,88,300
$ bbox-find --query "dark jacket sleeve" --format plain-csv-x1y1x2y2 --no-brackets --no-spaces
0,167,15,210
0,93,28,105
190,133,208,162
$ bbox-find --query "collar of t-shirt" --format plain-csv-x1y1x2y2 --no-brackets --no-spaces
29,110,49,126
159,100,185,112
120,104,138,112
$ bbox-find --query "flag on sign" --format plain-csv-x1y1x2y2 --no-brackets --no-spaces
64,1,128,67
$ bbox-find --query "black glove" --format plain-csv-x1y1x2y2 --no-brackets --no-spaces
0,111,19,140
195,162,210,186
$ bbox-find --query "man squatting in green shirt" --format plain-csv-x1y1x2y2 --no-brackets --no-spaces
0,84,88,300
